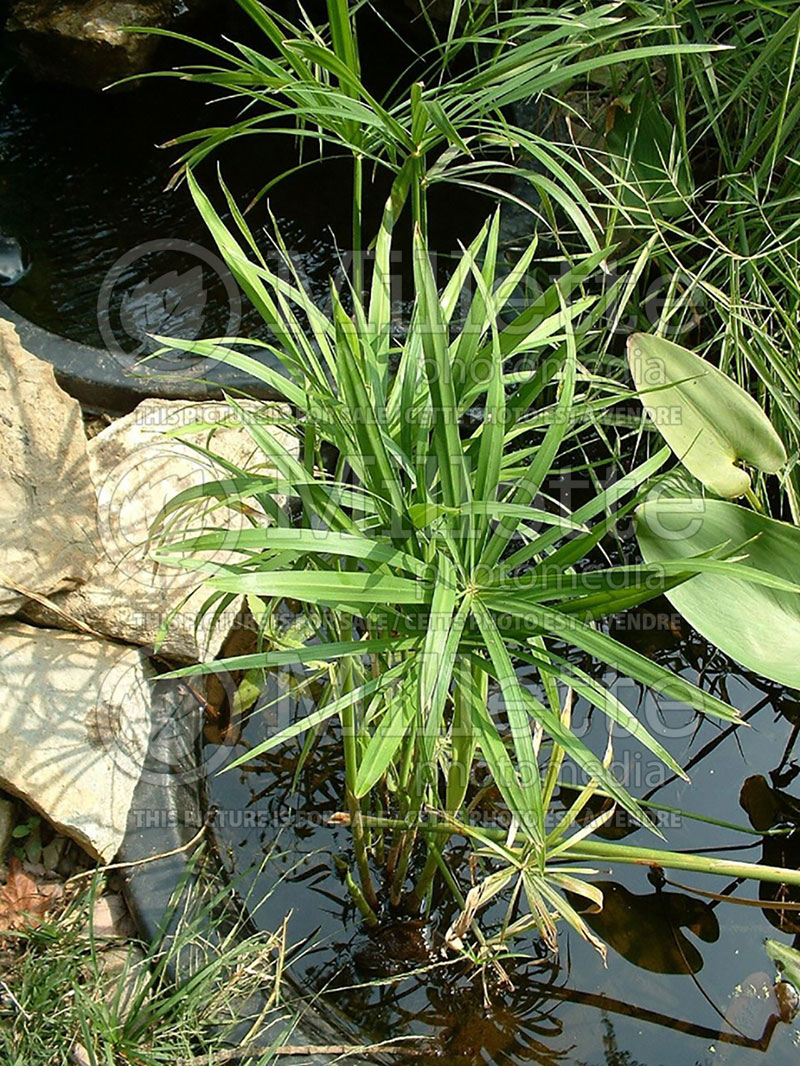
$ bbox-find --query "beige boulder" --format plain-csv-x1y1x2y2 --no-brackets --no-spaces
25,398,296,662
0,321,98,618
0,622,156,861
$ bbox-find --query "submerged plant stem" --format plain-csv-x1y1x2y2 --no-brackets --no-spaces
340,663,378,912
345,866,378,926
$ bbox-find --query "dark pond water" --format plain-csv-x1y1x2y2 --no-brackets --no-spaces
207,606,800,1066
0,26,487,362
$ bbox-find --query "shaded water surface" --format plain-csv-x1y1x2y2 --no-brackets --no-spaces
207,606,800,1066
0,30,485,358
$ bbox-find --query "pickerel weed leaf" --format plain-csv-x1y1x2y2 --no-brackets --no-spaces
627,333,787,497
636,496,800,688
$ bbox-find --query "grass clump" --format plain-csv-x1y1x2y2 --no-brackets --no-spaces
569,0,800,517
0,864,292,1066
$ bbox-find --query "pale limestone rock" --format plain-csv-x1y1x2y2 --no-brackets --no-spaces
0,622,155,861
25,398,295,662
0,321,98,617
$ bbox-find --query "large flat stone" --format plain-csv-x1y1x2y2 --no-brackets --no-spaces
25,398,296,662
0,622,156,861
0,320,98,618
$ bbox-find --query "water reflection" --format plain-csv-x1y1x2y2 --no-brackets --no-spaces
0,49,487,351
568,881,719,974
740,775,800,938
306,946,574,1065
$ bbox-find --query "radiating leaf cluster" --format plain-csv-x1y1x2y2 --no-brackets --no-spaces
152,172,756,948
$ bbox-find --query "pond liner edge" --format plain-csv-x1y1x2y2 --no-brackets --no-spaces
0,299,286,414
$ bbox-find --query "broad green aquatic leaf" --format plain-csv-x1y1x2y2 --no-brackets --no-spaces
636,497,800,688
606,89,692,218
627,333,787,497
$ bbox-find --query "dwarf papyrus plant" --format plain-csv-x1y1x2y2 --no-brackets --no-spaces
155,176,800,959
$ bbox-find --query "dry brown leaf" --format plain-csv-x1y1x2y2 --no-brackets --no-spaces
0,857,61,942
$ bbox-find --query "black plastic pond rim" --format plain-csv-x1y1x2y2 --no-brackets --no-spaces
0,300,285,414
